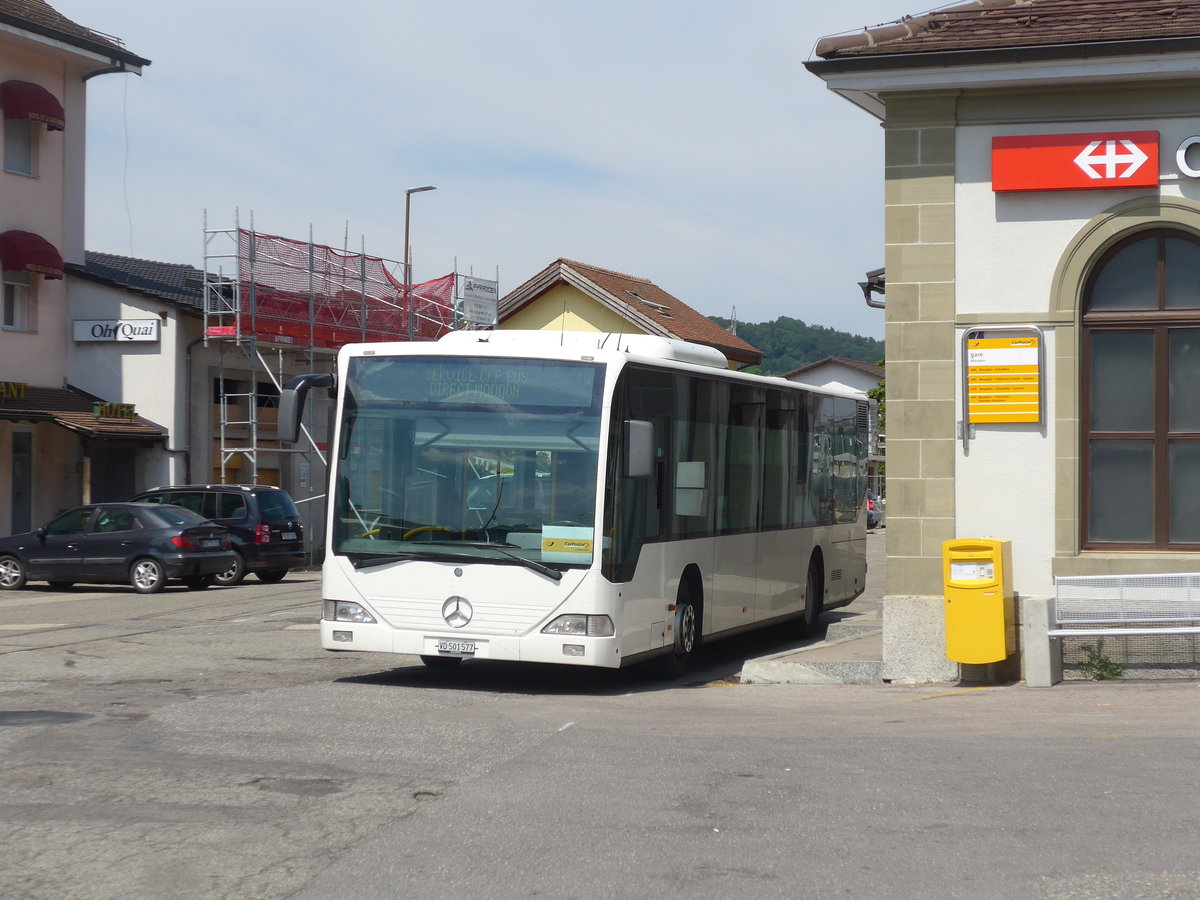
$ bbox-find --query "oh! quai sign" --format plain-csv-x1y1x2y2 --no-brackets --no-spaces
73,319,161,342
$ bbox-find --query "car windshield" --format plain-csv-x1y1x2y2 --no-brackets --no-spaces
333,355,604,569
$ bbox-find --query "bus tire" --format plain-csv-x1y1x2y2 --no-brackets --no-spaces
659,583,699,680
801,557,824,636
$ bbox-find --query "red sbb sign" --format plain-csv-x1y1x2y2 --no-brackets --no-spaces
992,131,1159,192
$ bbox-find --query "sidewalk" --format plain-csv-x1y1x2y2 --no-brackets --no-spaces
740,528,886,684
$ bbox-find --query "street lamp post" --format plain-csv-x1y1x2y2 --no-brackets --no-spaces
404,185,437,341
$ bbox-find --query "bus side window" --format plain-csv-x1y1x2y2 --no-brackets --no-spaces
794,393,813,526
762,390,795,530
672,375,719,538
724,385,763,533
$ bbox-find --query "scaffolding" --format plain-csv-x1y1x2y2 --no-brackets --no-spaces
201,212,457,485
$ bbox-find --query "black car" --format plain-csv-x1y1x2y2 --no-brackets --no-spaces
0,503,234,594
127,484,304,585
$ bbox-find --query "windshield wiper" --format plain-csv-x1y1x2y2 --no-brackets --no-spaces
445,543,563,581
349,547,562,581
424,539,521,549
350,554,413,569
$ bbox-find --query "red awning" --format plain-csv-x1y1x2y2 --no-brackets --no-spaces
0,230,63,279
1,80,65,131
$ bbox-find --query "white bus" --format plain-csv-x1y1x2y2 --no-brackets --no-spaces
280,330,869,676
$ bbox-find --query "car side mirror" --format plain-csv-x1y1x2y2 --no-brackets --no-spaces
35,527,46,540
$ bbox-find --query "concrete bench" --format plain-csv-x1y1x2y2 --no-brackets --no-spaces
1023,574,1200,685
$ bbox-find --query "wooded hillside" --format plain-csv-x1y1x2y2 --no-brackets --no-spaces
708,316,884,376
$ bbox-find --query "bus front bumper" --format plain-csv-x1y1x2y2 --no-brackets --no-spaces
320,619,622,667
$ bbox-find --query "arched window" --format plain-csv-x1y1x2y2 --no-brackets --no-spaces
1082,230,1200,548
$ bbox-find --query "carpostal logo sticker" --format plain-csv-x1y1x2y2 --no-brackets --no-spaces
541,538,594,554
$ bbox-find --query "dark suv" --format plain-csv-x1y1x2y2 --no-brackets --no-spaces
128,484,305,585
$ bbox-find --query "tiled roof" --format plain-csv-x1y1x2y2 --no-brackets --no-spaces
0,384,166,438
784,355,884,381
500,258,763,366
813,0,1200,60
0,0,149,68
69,252,204,311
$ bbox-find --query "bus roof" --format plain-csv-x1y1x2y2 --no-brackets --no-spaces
340,330,870,402
436,330,731,370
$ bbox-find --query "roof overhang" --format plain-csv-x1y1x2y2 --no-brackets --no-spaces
806,39,1200,119
0,384,165,439
0,17,149,76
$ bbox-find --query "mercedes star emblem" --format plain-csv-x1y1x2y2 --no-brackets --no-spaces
442,595,473,628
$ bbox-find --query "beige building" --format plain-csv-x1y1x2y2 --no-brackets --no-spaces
498,258,762,369
0,2,151,533
808,0,1200,680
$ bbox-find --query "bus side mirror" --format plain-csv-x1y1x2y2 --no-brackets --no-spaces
278,373,334,443
625,419,653,478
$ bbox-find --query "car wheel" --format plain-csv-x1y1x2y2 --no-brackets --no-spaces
0,555,27,590
214,551,246,586
182,575,214,590
130,557,167,594
255,569,287,584
48,581,74,590
420,654,463,669
658,582,698,679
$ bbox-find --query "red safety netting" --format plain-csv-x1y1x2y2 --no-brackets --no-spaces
227,229,454,349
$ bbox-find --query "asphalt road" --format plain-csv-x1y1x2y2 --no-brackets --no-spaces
1,544,1198,899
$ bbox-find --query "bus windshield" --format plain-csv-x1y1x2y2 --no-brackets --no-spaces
333,355,605,569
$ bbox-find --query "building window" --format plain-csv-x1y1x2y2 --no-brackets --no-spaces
2,271,35,332
3,118,35,176
1082,229,1200,549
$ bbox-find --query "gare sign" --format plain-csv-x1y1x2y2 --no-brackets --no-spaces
992,131,1159,192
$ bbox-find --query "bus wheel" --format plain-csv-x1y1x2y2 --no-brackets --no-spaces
659,587,698,679
801,558,824,636
420,655,463,669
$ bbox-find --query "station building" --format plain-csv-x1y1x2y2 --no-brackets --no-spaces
808,0,1200,680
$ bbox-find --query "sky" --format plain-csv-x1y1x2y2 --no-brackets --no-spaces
64,0,933,341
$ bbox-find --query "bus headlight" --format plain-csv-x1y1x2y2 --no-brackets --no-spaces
324,600,377,624
542,615,614,637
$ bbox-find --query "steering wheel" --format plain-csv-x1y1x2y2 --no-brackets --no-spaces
402,525,453,540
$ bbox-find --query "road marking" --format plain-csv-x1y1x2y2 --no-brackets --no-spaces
0,595,83,609
285,624,320,630
892,686,995,703
0,623,67,630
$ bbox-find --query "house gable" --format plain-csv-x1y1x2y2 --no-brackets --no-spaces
500,258,762,367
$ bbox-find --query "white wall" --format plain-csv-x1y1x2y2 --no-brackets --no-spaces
788,361,881,395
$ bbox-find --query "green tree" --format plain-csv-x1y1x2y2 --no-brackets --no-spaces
710,316,884,376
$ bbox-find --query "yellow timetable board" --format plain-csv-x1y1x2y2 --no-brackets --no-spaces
966,336,1040,424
